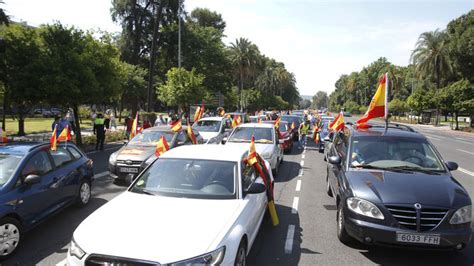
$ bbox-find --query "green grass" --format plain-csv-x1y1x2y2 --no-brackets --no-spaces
2,117,94,135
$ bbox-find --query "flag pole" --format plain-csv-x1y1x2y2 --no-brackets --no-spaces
384,73,389,131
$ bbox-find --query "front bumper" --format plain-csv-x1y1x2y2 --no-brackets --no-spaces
108,163,142,181
345,215,472,250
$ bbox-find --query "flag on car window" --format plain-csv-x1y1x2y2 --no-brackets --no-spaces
50,126,58,151
274,117,281,129
187,122,198,144
57,125,71,142
155,136,169,157
291,122,295,130
357,73,389,125
170,119,182,132
329,111,344,131
194,102,205,123
232,115,241,128
130,112,139,140
247,136,258,166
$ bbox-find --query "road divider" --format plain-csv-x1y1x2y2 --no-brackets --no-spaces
296,180,301,191
284,225,295,254
458,167,474,177
291,197,299,214
457,149,474,155
300,160,304,167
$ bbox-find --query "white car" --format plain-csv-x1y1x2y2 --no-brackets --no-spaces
67,145,272,265
192,116,233,144
224,123,284,176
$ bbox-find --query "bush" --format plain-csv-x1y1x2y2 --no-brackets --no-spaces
343,100,361,114
359,105,367,114
79,130,126,146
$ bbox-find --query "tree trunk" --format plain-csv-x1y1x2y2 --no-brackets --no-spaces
119,95,124,123
73,104,82,146
146,2,164,112
18,116,25,136
1,88,7,131
435,65,440,126
239,69,243,111
455,112,459,130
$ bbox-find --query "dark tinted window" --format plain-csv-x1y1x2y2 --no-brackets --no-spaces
50,147,73,167
68,147,82,160
22,151,53,177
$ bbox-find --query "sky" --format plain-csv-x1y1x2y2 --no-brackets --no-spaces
3,0,474,96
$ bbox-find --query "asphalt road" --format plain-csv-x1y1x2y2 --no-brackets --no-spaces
3,122,473,266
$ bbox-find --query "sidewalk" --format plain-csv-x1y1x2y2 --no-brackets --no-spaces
10,125,127,142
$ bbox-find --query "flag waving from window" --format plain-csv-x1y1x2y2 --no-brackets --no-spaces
357,73,389,125
155,136,169,157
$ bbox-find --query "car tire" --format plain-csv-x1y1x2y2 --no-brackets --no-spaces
234,239,247,266
0,217,22,260
76,180,91,207
336,201,353,244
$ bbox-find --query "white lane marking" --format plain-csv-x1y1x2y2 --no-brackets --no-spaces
93,171,109,179
298,169,303,176
427,136,442,141
291,197,299,214
455,137,468,141
285,225,296,254
296,180,301,191
457,149,474,155
302,154,305,159
56,258,67,266
459,168,474,177
300,160,304,167
454,139,474,145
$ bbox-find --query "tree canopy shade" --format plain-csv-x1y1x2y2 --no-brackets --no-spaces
312,91,328,110
0,1,8,26
189,7,226,32
447,10,474,83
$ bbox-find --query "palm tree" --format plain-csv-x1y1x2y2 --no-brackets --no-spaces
411,29,452,125
0,1,8,26
229,38,259,110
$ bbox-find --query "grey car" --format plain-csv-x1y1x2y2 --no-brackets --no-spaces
108,126,203,182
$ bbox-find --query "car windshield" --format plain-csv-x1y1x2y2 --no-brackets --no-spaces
192,120,220,132
131,158,237,199
0,154,23,186
350,136,445,172
281,116,300,126
228,127,274,144
129,131,174,146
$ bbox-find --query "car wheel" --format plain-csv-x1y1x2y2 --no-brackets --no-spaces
326,176,333,197
76,180,91,207
234,239,247,266
336,201,352,244
0,217,22,259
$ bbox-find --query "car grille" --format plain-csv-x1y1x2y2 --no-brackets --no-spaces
117,160,143,166
386,205,448,232
86,254,160,266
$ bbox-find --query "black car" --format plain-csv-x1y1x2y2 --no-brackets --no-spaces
281,115,303,141
0,142,93,258
326,124,471,251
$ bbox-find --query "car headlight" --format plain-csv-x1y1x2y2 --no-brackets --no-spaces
109,152,118,165
347,197,384,220
69,238,86,259
261,152,272,159
450,205,472,224
170,246,225,265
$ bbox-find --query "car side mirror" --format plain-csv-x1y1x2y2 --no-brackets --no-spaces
323,136,331,142
445,161,458,171
24,174,41,185
246,182,266,194
328,155,341,165
221,137,228,145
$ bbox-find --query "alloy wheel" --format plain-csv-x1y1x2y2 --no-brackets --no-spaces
80,182,91,204
0,223,20,256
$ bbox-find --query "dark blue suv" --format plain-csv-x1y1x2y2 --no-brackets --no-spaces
0,142,94,259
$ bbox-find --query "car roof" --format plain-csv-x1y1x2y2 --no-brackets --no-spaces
198,116,224,121
161,144,248,162
0,142,79,155
350,124,426,140
237,123,274,129
143,125,189,133
262,120,288,125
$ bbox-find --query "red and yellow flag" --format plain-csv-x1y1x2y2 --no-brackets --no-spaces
170,119,182,132
357,73,389,125
329,111,345,131
193,102,205,122
0,128,7,143
274,117,281,129
155,136,169,157
247,136,258,166
219,108,225,117
232,115,241,128
187,122,198,144
291,122,295,130
50,126,58,151
57,125,72,142
130,112,139,140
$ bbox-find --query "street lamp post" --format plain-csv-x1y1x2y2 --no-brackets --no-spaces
178,0,181,68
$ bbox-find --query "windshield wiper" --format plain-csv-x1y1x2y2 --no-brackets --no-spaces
352,164,412,173
386,166,442,175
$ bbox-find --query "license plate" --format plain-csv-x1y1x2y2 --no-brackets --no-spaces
119,167,138,173
396,232,440,245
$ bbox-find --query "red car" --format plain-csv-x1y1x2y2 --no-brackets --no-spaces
263,120,294,153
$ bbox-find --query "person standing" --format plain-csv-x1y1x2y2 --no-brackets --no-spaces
298,120,309,149
154,114,166,126
143,117,151,129
110,113,117,130
94,113,106,151
125,114,133,139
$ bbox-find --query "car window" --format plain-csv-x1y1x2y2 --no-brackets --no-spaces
242,163,256,191
177,131,187,144
50,147,73,167
192,120,220,132
0,154,23,186
22,151,53,177
228,127,273,144
68,147,82,160
334,132,347,163
129,131,174,146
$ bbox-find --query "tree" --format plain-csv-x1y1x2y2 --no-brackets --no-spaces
312,91,328,109
441,79,474,129
389,99,409,117
447,10,474,83
407,88,435,123
0,1,8,26
299,99,311,109
189,7,226,32
157,67,205,112
411,29,452,125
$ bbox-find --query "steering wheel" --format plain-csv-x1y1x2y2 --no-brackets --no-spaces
402,155,424,165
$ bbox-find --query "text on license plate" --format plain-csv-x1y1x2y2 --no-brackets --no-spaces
396,233,440,245
119,167,139,173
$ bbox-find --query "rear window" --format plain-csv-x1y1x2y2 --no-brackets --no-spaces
50,147,73,167
68,147,82,159
0,154,23,186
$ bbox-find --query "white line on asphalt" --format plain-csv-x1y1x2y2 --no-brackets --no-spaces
427,136,442,141
457,149,474,155
285,225,295,254
459,167,474,177
300,160,304,167
302,154,305,159
56,258,67,266
454,139,474,145
291,197,299,214
455,137,468,141
298,169,303,176
296,180,301,191
93,171,109,179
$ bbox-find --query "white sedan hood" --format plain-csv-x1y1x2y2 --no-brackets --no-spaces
74,192,243,264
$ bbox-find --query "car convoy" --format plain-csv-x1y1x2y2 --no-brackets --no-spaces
0,110,471,264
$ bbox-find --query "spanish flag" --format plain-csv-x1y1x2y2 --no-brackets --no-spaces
274,117,281,129
194,102,205,123
170,119,182,132
247,136,258,166
130,112,139,140
186,121,198,144
0,128,7,143
291,122,295,130
329,111,345,131
357,73,389,125
50,126,58,151
57,125,71,142
232,115,241,128
155,136,169,156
